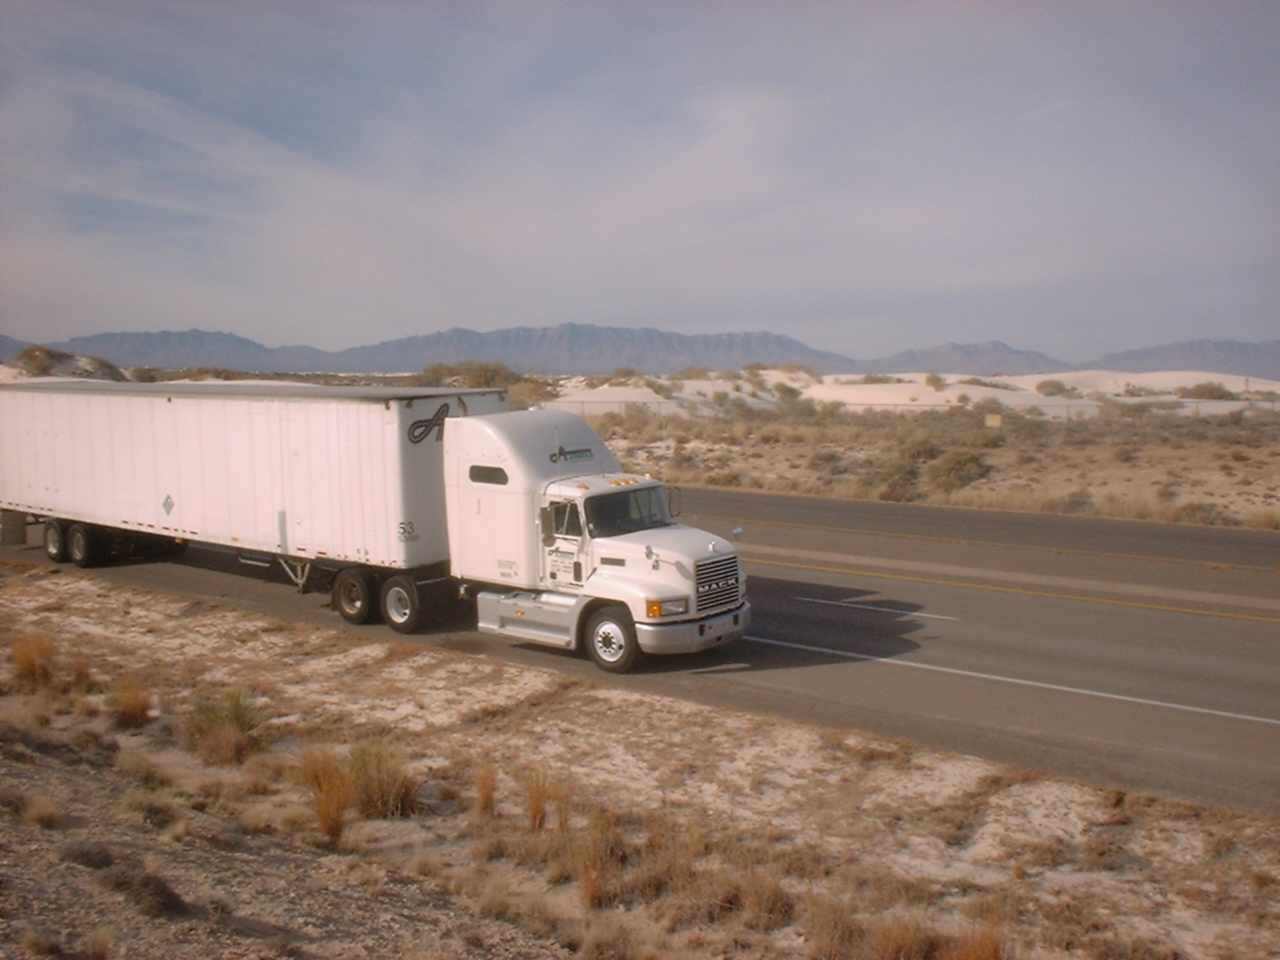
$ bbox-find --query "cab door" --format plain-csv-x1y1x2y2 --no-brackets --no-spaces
541,500,585,589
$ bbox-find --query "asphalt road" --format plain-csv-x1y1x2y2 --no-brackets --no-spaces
6,491,1278,812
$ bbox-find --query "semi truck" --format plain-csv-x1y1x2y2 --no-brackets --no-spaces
0,380,749,672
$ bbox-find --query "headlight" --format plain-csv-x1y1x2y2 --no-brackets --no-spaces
645,598,688,618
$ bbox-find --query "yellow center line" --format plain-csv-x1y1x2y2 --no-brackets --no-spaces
689,512,1278,574
746,556,1280,625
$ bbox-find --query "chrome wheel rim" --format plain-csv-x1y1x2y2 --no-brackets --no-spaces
70,530,86,561
385,585,413,624
339,579,365,615
592,620,627,664
45,526,61,558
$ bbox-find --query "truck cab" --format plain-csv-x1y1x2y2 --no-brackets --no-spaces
443,409,750,671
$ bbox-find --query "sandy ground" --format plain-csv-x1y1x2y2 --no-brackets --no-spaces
537,368,1280,422
2,559,1277,958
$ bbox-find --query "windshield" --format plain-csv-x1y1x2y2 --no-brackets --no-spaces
585,487,673,538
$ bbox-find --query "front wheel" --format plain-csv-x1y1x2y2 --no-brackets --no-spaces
44,521,68,563
380,574,424,634
333,567,377,625
584,605,641,674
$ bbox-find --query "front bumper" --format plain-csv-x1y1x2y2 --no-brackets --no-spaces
634,601,750,655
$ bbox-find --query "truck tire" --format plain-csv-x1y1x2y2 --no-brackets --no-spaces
584,604,641,674
380,574,423,634
333,567,377,625
67,523,96,568
44,521,68,563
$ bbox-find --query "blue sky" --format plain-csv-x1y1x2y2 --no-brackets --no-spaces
2,1,1276,360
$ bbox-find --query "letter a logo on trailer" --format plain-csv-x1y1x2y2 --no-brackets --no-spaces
408,403,450,444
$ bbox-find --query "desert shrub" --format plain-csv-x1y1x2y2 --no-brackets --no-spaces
958,377,1017,391
506,378,558,409
858,373,907,384
877,463,919,502
110,675,151,729
778,362,820,381
185,689,261,765
10,634,56,691
925,372,947,391
1170,501,1239,527
1036,379,1077,397
899,431,943,463
348,738,416,818
927,452,991,492
1248,509,1280,530
13,345,68,376
419,362,521,388
1176,381,1238,401
60,840,115,869
671,366,710,380
611,367,638,379
773,382,802,403
101,866,188,917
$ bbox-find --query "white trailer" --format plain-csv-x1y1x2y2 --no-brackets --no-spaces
0,380,749,672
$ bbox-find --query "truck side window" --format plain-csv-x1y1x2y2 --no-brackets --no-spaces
552,502,582,537
469,465,508,485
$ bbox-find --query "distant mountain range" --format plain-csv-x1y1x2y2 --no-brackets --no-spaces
1093,339,1280,380
862,341,1064,376
0,325,855,375
2,326,1278,379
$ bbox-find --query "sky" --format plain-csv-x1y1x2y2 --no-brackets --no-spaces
1,1,1277,361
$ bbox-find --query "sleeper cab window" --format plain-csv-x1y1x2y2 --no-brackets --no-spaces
469,465,508,485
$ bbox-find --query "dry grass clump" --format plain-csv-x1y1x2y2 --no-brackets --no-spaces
22,793,62,829
185,688,260,765
80,927,115,960
109,674,151,729
11,634,56,691
348,737,417,818
526,766,549,831
805,893,863,959
474,762,496,818
60,839,115,869
299,746,353,844
115,750,172,790
575,809,631,910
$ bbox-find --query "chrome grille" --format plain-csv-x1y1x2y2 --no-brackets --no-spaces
695,554,741,612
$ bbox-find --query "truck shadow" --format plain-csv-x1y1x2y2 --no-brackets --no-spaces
627,574,928,676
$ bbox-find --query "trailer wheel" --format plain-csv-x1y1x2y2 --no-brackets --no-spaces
380,574,423,634
333,568,377,625
584,604,641,674
44,521,68,563
67,523,96,568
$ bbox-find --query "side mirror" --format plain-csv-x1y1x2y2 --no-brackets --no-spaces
667,485,682,518
539,507,556,546
731,527,745,541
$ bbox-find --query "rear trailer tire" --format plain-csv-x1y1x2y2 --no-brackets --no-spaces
333,567,377,625
584,604,641,674
380,574,424,634
67,523,96,568
44,521,68,563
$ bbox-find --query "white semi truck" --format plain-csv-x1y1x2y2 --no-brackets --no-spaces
0,380,749,672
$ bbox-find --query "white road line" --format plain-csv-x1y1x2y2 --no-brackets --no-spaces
794,595,959,622
744,635,1280,728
